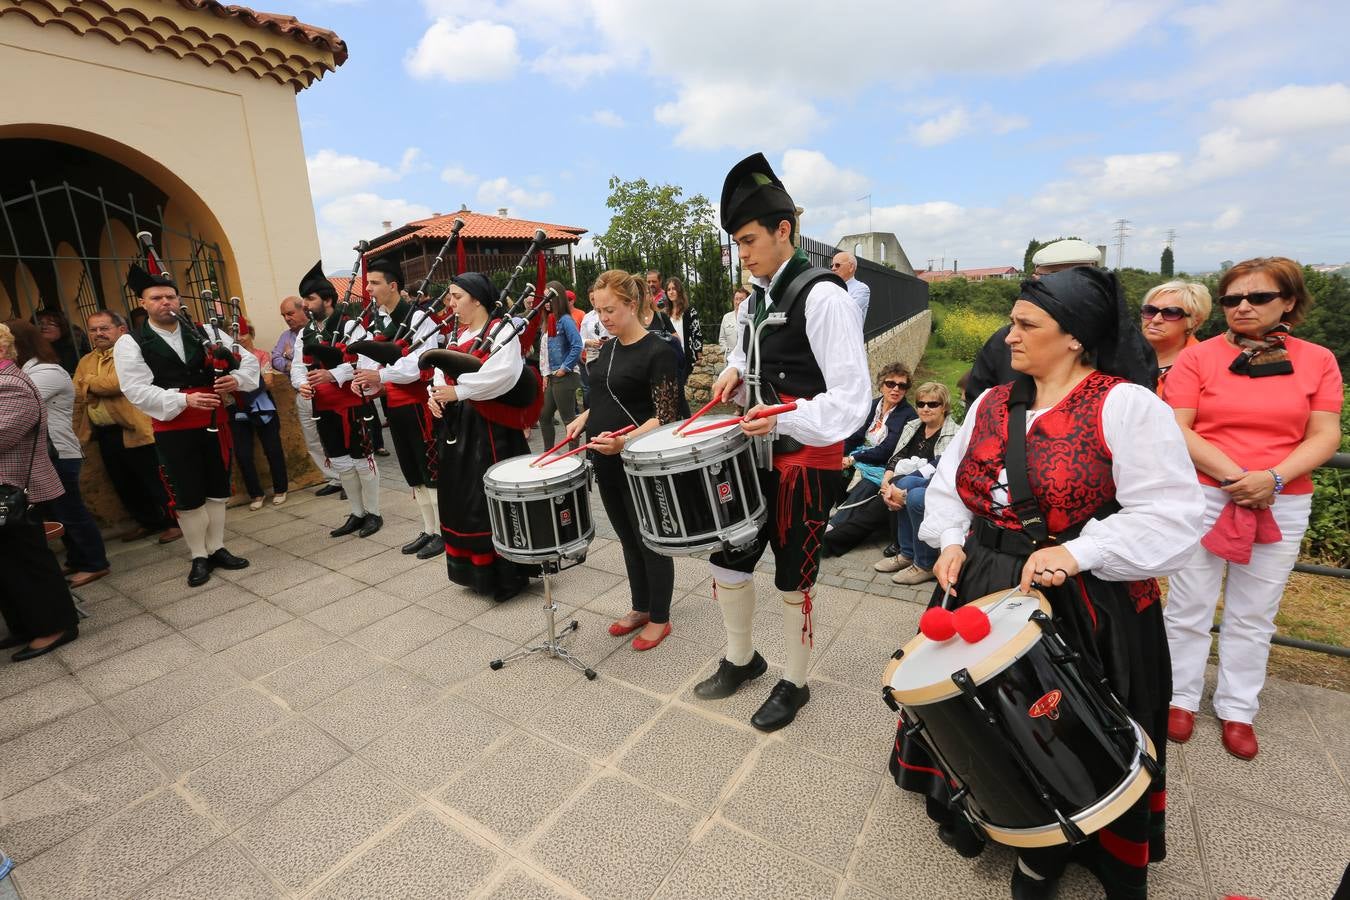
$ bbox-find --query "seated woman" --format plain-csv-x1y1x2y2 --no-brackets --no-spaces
889,267,1204,900
820,364,916,556
873,381,959,584
1139,279,1211,393
428,272,535,602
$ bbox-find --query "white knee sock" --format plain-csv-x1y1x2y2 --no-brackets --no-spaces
781,590,814,687
178,506,209,559
204,498,228,553
414,486,439,535
714,578,757,666
357,467,380,516
337,469,365,516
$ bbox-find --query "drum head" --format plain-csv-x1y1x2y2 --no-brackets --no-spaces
486,453,583,486
623,417,742,457
883,590,1051,706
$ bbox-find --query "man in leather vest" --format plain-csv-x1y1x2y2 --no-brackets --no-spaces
693,153,871,731
113,265,257,587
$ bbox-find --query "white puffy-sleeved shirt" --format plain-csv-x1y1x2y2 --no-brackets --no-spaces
289,318,369,392
918,381,1204,582
114,321,260,423
722,256,871,447
432,322,524,403
359,304,443,387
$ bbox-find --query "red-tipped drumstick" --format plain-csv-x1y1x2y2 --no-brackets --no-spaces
675,380,740,435
529,433,575,467
539,424,637,466
678,402,798,437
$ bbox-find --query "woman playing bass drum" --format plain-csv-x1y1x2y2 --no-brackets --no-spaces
890,267,1204,900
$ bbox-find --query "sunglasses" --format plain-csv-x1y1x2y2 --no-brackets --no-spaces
915,400,943,409
881,380,909,390
1140,304,1188,322
1218,291,1286,309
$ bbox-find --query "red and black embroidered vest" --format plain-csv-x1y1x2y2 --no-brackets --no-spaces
956,371,1121,536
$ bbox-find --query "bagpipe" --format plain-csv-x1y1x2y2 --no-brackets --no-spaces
303,241,370,372
136,231,241,434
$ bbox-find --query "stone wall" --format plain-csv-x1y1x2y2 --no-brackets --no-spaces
683,310,932,409
79,380,325,527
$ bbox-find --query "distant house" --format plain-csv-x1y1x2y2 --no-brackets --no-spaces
917,265,1021,284
836,232,916,276
364,208,586,287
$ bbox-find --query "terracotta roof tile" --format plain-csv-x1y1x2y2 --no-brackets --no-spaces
368,210,586,255
176,1,348,66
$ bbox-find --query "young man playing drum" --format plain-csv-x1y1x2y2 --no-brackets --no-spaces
695,153,871,731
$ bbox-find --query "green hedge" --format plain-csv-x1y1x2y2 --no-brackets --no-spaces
1304,386,1350,566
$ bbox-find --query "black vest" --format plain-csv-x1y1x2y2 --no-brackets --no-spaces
740,252,843,401
133,323,212,390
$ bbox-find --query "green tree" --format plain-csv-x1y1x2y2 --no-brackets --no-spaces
1301,268,1350,379
595,176,718,257
1022,239,1043,275
1160,246,1174,277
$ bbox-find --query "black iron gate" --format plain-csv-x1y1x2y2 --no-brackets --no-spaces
0,180,230,327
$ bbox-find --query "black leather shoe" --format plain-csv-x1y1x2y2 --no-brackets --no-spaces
0,633,27,650
188,557,211,587
315,483,343,497
938,822,986,858
12,626,78,662
374,447,391,457
1011,863,1060,900
357,514,383,538
492,560,528,602
693,651,768,700
750,679,810,732
415,535,445,560
207,548,250,571
401,532,433,554
330,514,364,537
882,542,901,558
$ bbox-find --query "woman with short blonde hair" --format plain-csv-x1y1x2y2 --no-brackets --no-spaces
1140,280,1212,389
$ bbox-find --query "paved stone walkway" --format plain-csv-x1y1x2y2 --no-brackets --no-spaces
1,453,1347,899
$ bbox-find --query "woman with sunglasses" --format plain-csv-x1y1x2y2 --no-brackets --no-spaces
821,364,917,556
1162,257,1343,762
1138,280,1212,392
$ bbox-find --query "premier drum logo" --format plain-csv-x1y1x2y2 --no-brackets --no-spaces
652,482,676,535
508,503,526,548
717,482,733,504
1028,690,1063,721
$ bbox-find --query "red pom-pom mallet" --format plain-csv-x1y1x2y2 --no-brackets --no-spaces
953,605,992,643
919,607,956,642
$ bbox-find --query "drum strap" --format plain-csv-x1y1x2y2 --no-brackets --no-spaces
1004,376,1054,548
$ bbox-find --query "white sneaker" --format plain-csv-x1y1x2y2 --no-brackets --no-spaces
272,493,288,506
248,497,264,511
874,554,912,573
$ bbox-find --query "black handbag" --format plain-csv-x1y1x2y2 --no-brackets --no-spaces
0,378,43,528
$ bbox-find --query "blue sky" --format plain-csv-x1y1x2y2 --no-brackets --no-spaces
293,0,1350,274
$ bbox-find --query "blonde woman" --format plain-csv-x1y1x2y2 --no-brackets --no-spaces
1139,280,1211,392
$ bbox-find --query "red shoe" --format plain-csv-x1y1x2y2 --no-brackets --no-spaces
1167,707,1195,743
1221,720,1258,760
608,614,650,637
631,622,672,651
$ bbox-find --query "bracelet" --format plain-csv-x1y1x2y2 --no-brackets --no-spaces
1268,469,1285,494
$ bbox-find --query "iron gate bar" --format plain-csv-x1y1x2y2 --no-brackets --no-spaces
30,179,66,310
0,185,37,313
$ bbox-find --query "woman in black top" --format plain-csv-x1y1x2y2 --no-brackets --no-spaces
565,270,681,650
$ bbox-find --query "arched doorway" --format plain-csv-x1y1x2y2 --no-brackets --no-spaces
0,132,236,330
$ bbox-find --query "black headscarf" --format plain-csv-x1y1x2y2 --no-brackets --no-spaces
1018,267,1158,389
450,272,496,309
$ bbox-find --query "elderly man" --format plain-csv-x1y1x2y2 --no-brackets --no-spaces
962,237,1104,404
73,310,180,544
273,296,341,496
719,287,749,353
831,251,870,324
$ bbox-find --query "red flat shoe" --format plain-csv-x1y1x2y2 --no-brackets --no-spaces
1221,720,1258,760
632,622,672,651
1167,706,1195,743
608,614,650,637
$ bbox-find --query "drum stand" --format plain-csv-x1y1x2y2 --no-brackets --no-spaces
489,558,597,680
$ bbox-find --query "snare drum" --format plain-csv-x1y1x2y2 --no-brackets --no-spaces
882,590,1158,848
483,454,593,564
620,417,765,555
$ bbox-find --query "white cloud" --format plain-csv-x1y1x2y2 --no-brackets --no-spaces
909,105,1029,147
1214,83,1350,134
1213,206,1243,230
439,165,477,187
532,52,622,88
1189,128,1280,181
475,177,553,211
587,109,625,128
316,193,434,273
405,18,520,82
779,149,870,215
398,147,425,175
305,149,399,199
654,81,822,151
1330,145,1350,166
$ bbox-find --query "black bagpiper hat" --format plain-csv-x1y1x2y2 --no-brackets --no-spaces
720,152,795,234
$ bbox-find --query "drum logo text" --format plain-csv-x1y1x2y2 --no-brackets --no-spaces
653,482,676,535
559,508,572,527
717,482,733,504
1028,690,1063,721
508,504,526,547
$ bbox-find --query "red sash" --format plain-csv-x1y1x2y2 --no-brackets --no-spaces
770,391,843,472
152,387,233,469
313,379,363,411
384,372,432,408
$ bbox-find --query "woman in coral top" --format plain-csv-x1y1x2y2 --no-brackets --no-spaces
1139,280,1210,394
1162,257,1343,761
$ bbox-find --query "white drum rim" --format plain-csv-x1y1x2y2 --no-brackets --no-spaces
622,417,747,469
882,590,1051,706
486,453,584,485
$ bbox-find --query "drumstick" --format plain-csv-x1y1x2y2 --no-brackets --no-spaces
675,381,739,435
539,424,637,466
529,433,575,466
678,402,798,437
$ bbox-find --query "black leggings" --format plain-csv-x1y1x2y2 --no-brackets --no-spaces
0,517,78,640
591,453,674,623
231,414,288,497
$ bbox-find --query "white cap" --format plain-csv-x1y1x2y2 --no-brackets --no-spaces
1032,239,1102,268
